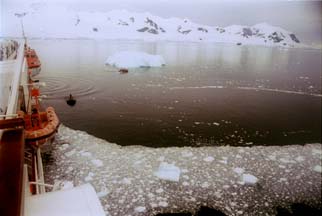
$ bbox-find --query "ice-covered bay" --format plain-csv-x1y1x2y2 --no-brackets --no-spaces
45,125,321,215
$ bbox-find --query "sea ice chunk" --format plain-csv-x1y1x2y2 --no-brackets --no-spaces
65,149,76,157
156,188,164,193
53,180,74,191
242,174,258,185
181,151,193,157
233,167,245,174
85,172,95,181
313,165,322,173
158,201,168,207
312,149,322,155
154,162,181,182
105,51,165,68
203,156,214,162
121,177,132,184
59,143,69,151
97,189,109,198
80,151,92,157
91,159,103,167
134,206,146,212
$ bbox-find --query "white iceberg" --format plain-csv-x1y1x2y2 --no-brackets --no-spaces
105,51,165,68
154,162,181,182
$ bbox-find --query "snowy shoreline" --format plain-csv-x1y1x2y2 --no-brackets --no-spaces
44,125,321,216
2,36,319,50
3,7,307,48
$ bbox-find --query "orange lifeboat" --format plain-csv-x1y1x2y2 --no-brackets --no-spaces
25,47,41,76
18,107,60,147
18,85,60,146
19,45,59,146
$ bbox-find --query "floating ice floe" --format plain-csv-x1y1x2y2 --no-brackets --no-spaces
91,159,103,167
201,182,210,188
268,154,276,161
45,125,322,215
312,148,322,155
97,188,109,198
85,172,95,181
154,162,181,182
134,206,146,212
233,167,245,175
279,158,295,164
80,151,92,157
203,156,214,162
65,149,76,157
59,143,69,151
313,165,322,173
181,151,193,157
295,156,305,162
105,51,165,68
53,180,74,191
158,201,168,207
241,174,258,185
121,177,132,184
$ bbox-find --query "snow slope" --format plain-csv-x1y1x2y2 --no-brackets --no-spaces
2,5,302,47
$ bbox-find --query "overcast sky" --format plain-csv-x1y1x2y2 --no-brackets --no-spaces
3,0,322,44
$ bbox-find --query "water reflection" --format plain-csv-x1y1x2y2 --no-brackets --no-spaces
247,47,274,73
31,39,321,147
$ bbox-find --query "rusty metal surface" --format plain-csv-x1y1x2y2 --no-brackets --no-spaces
0,118,24,129
0,128,25,216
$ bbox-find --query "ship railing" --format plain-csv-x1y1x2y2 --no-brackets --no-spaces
23,147,48,195
34,147,46,194
6,40,26,119
0,114,18,119
22,150,54,194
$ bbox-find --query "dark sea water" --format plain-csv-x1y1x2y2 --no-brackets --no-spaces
31,39,321,147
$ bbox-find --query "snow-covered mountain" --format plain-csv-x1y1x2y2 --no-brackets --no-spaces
2,5,302,47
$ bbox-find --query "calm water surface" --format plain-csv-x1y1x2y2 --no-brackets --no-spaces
31,39,321,147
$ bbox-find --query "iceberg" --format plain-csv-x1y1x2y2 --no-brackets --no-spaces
105,51,165,68
154,162,181,182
